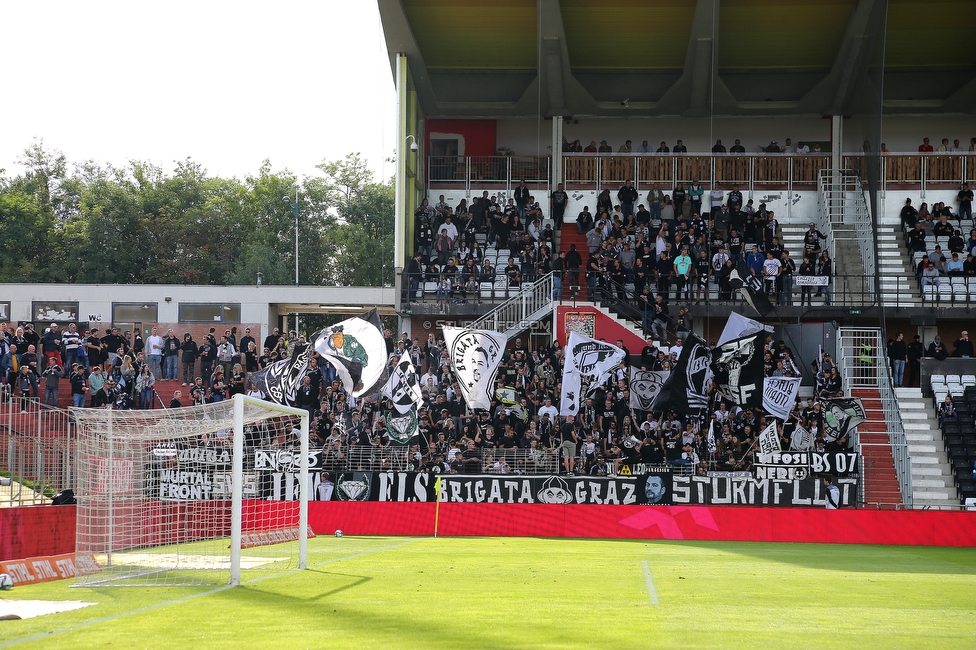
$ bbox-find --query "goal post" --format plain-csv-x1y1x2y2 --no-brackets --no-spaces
72,395,312,587
230,394,309,586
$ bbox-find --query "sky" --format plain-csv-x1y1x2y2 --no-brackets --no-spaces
0,1,397,183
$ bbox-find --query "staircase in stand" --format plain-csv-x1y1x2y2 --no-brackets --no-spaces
894,387,957,507
469,273,554,338
851,388,904,508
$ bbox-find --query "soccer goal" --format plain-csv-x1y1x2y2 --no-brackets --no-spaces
72,395,310,587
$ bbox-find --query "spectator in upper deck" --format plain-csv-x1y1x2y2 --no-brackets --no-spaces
598,140,612,153
918,137,934,152
711,139,726,153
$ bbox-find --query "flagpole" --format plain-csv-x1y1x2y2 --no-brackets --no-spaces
433,476,442,538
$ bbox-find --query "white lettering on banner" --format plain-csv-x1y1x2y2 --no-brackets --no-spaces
177,448,231,464
793,276,829,286
811,452,859,475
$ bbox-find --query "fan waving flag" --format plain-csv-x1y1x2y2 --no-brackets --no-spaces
763,376,802,421
251,341,315,406
382,351,424,414
729,261,775,317
718,311,773,346
560,332,626,416
710,332,765,409
652,333,712,415
442,326,508,411
313,309,389,398
757,419,782,455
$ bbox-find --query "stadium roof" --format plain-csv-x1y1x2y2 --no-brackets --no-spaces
378,0,976,118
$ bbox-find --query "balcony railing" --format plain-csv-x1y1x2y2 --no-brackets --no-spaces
427,153,976,193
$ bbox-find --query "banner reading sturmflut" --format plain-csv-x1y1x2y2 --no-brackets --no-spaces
442,326,508,411
560,332,626,416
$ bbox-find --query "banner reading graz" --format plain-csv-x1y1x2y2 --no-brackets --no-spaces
437,474,671,505
672,475,858,507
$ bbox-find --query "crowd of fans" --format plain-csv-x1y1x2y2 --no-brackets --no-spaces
0,322,308,411
562,137,821,155
903,186,976,293
560,136,976,155
297,328,853,478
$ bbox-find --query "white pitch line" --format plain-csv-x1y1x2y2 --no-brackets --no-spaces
641,560,659,605
0,538,423,649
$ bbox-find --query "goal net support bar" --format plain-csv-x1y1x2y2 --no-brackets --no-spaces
231,394,309,586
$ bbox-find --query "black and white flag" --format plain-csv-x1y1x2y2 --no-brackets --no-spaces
382,352,424,414
442,326,508,411
652,333,712,415
718,312,773,346
560,332,626,416
629,369,670,412
790,424,814,451
729,261,775,317
757,420,782,455
250,341,314,406
710,332,764,409
313,309,389,398
822,397,867,442
763,376,802,421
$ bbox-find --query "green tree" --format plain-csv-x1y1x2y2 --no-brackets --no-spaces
317,153,394,286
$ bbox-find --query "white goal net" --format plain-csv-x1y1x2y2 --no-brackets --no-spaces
72,395,310,587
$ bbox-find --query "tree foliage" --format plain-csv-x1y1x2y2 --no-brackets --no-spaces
0,143,394,287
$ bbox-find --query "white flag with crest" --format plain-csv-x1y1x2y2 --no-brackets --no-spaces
442,326,508,411
560,332,626,416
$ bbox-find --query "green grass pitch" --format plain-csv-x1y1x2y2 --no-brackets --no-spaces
1,536,974,649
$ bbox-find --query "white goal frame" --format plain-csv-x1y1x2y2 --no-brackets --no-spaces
230,394,309,586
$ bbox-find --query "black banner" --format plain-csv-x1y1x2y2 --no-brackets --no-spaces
653,333,711,414
671,475,858,506
711,332,765,410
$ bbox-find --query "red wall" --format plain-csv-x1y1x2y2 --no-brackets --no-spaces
1,506,76,561
307,502,976,547
426,119,497,157
555,305,646,353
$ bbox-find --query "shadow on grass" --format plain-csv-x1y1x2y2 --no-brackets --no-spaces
652,540,976,575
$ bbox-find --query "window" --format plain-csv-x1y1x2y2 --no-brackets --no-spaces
179,303,241,323
113,303,158,322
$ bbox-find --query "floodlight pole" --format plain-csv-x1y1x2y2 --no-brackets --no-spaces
288,188,300,286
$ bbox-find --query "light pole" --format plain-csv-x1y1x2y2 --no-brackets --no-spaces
283,188,300,285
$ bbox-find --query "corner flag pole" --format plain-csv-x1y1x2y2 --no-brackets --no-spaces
433,476,441,537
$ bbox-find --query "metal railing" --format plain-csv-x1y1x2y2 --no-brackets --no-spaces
818,169,875,282
427,153,976,196
837,328,913,507
427,156,551,193
469,273,555,338
319,445,560,475
0,397,74,506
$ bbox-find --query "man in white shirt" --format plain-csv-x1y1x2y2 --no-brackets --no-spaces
762,252,782,296
823,475,840,509
781,138,796,154
146,327,164,379
710,185,724,220
795,141,811,154
538,396,558,421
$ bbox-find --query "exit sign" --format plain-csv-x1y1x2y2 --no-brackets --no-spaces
849,309,861,315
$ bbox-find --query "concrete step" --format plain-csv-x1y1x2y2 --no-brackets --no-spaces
913,490,952,500
913,466,950,477
910,455,941,465
899,411,929,420
908,443,939,454
906,432,936,442
914,478,949,488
